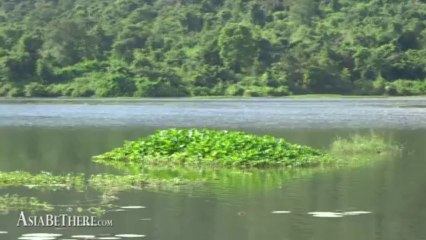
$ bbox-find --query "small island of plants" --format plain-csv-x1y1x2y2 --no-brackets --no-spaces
94,129,400,171
94,129,331,169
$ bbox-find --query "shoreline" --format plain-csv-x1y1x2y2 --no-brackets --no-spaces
1,94,426,102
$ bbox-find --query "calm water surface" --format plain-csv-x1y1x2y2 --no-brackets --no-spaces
0,98,425,240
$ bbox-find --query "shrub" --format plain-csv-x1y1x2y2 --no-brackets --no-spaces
243,86,269,97
55,61,107,82
95,73,136,97
7,86,24,97
44,84,64,97
267,86,290,96
190,86,211,96
24,82,47,97
0,83,13,96
353,79,375,95
385,80,426,96
225,84,245,96
135,77,189,97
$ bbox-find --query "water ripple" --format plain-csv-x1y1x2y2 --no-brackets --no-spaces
1,98,426,129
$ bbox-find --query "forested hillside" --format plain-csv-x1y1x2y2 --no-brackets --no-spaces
1,0,426,97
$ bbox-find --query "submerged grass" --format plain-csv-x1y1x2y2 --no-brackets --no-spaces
330,133,401,166
88,174,189,192
0,194,53,213
94,128,329,168
0,171,189,192
0,171,85,190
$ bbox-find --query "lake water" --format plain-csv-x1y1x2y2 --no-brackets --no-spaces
0,98,425,240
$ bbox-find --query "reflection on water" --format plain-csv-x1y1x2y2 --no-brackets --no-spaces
307,211,372,218
0,99,425,240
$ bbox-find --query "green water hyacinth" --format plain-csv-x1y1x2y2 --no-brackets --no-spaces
94,129,330,168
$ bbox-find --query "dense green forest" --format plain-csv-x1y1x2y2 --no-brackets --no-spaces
0,0,426,97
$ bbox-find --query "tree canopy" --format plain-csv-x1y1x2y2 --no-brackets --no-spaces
1,0,426,97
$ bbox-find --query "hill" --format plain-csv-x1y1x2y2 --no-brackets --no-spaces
1,0,426,97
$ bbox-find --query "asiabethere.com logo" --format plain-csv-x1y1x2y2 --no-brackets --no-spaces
16,211,113,227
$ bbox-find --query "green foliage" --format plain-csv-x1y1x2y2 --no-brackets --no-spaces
330,133,401,165
89,173,188,191
94,73,136,97
0,171,185,192
0,171,85,190
243,86,269,97
218,23,258,73
0,194,53,213
331,134,399,156
24,82,48,97
1,0,426,97
225,84,245,96
94,130,403,173
373,75,386,94
94,129,328,168
385,80,426,96
135,76,190,97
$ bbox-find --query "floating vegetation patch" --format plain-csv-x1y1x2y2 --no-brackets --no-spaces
0,171,85,190
0,193,121,216
94,129,329,169
94,129,401,173
88,174,188,192
0,195,53,213
0,171,188,193
330,133,401,166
